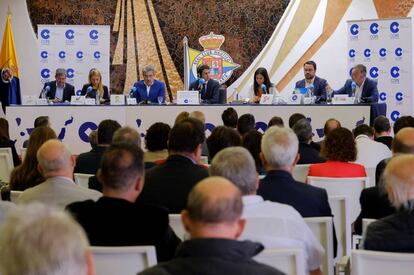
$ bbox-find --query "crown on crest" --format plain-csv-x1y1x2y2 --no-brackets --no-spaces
199,32,225,50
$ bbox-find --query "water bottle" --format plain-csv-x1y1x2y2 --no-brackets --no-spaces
95,91,100,105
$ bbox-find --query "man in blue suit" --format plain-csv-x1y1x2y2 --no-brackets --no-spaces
189,64,220,104
133,65,166,104
40,68,75,103
295,60,330,103
334,64,378,103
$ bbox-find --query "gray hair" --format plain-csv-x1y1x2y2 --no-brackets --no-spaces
292,118,312,143
142,65,155,75
0,203,89,275
261,126,298,168
189,111,206,124
210,147,257,195
55,68,67,77
112,126,141,148
37,140,71,173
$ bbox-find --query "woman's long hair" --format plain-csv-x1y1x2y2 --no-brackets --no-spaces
253,67,273,96
88,68,104,97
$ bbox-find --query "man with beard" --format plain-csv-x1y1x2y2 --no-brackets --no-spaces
295,61,330,103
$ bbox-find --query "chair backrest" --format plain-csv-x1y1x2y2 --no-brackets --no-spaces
362,218,377,235
169,214,186,240
91,246,157,275
328,196,351,260
20,147,27,161
0,148,13,183
304,217,334,275
73,173,94,188
307,176,369,223
10,190,23,203
292,164,310,183
364,167,376,188
254,248,306,275
351,249,414,275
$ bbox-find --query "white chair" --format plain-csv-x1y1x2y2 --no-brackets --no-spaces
73,173,94,188
364,167,376,188
304,217,334,275
169,214,186,240
351,249,414,275
328,196,351,260
362,218,376,235
0,148,14,183
254,248,306,275
91,246,157,275
20,147,27,161
10,190,22,203
292,164,310,183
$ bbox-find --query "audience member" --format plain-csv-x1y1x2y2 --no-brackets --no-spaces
88,130,98,150
138,118,209,213
10,126,57,191
267,116,284,128
364,154,414,252
74,119,121,175
0,204,93,275
0,118,20,166
288,113,306,128
18,140,101,209
189,110,209,157
393,115,414,135
242,130,265,175
139,177,284,275
292,118,325,164
68,142,180,262
22,115,50,148
221,107,238,128
319,118,341,147
174,111,189,125
144,122,170,163
353,124,391,168
210,147,324,274
308,127,366,177
207,126,241,160
237,113,255,135
373,115,392,149
112,126,141,147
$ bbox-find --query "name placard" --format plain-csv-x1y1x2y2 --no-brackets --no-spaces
110,95,125,105
22,95,37,105
36,98,48,105
71,96,86,105
176,91,199,105
126,98,137,105
332,95,355,104
289,94,303,104
259,94,274,105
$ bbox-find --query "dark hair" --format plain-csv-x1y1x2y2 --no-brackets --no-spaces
168,118,205,153
197,64,210,78
97,119,121,145
253,67,273,96
207,126,242,159
0,118,9,140
321,127,357,162
353,64,367,75
323,118,341,136
267,116,284,128
292,118,312,143
353,124,373,138
373,115,391,133
304,60,317,70
242,130,263,174
34,116,49,128
393,116,414,135
145,122,171,151
237,114,255,135
221,107,238,128
99,142,144,190
288,113,306,128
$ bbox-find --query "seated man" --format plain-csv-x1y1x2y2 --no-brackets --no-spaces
40,68,75,103
363,154,414,252
133,65,166,104
373,115,393,150
210,147,324,275
189,64,220,104
334,64,378,103
67,142,181,262
295,60,329,102
139,177,284,275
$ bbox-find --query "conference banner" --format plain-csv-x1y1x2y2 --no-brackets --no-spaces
37,25,110,94
347,18,412,124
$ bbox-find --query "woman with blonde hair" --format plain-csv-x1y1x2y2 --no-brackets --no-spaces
81,68,109,102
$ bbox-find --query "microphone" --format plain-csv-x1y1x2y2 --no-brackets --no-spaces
198,78,206,90
129,87,137,98
351,81,357,97
86,86,93,98
261,84,267,94
76,90,82,96
45,85,50,97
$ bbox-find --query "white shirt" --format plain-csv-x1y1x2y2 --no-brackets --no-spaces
354,79,365,101
355,134,392,168
240,195,324,272
55,84,64,100
146,84,152,97
247,83,278,100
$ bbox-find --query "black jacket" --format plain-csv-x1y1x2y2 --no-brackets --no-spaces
40,81,75,102
74,146,107,175
297,143,326,165
138,155,209,213
66,197,181,262
375,136,393,150
138,238,284,275
189,79,220,104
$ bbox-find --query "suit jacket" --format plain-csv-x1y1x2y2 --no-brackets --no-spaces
40,81,75,102
189,79,220,104
66,197,181,262
297,143,326,165
138,154,209,213
133,79,166,103
295,76,328,102
81,84,110,100
375,136,393,150
334,77,378,103
0,76,21,113
74,146,107,175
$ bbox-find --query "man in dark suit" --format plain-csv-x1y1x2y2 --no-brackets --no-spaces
67,142,181,262
189,64,220,104
40,68,75,103
133,65,166,103
295,60,330,103
257,126,337,255
138,118,209,213
334,64,378,103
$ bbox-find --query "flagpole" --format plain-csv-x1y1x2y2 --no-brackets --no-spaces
183,36,189,90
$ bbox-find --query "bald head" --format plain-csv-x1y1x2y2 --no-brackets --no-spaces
37,139,73,177
384,155,414,210
392,127,414,154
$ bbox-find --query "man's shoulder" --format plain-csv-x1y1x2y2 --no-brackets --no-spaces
153,79,165,87
66,199,96,213
295,79,304,88
315,76,327,84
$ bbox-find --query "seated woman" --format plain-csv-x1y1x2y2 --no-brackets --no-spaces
0,118,20,167
9,127,57,191
81,68,109,102
249,67,278,103
144,122,170,165
308,127,366,178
